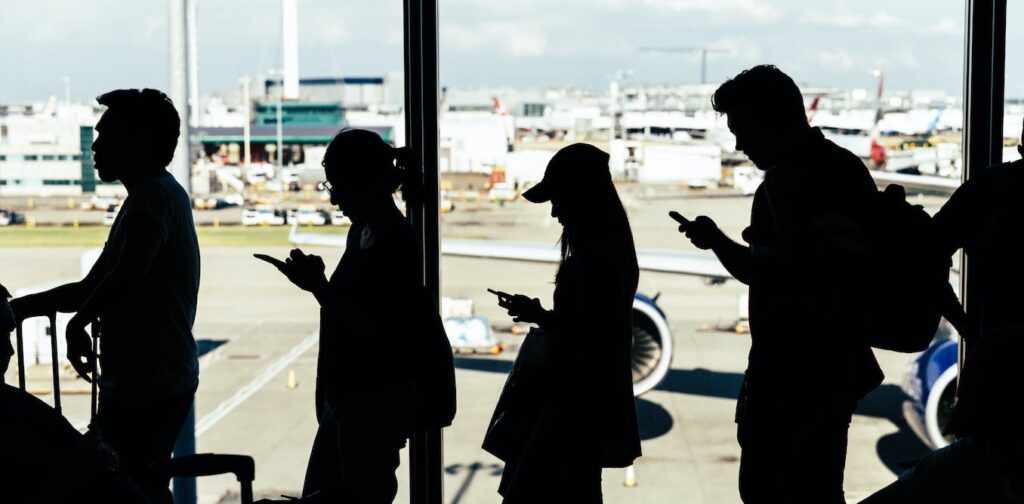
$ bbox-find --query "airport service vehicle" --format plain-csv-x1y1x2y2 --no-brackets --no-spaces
103,204,121,226
241,206,287,226
194,194,244,210
330,210,352,226
441,196,455,213
287,206,329,226
80,195,120,211
0,209,25,226
488,183,516,202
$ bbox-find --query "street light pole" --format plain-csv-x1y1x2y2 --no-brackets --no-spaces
240,76,252,171
268,69,284,177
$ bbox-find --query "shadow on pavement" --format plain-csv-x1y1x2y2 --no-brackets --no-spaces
453,358,929,474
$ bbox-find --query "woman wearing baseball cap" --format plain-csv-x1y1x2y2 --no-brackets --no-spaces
483,143,641,503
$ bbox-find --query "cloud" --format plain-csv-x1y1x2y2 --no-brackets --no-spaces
800,9,905,29
641,0,783,23
443,22,548,57
707,36,763,62
816,49,864,72
927,18,962,36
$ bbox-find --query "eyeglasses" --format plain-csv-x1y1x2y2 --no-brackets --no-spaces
317,181,334,194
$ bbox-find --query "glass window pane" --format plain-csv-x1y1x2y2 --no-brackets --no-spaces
1,1,406,501
438,1,965,502
1006,1,1023,163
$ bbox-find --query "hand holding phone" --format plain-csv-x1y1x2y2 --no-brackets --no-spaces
668,211,691,231
489,289,544,324
487,288,512,307
254,253,288,270
672,213,722,250
255,251,328,293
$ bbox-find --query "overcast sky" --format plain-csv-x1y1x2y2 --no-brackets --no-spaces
1,0,1021,103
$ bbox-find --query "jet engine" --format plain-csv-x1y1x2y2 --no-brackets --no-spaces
902,335,958,449
631,294,673,396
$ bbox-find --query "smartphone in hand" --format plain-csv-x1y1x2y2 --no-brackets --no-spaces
254,253,288,269
668,211,691,229
487,288,513,307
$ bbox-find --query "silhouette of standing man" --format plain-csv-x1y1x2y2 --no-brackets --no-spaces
11,89,200,504
860,119,1024,504
672,65,882,503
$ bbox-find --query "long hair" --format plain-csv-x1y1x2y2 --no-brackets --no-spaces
557,179,639,288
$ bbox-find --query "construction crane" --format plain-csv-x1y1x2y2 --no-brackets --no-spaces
638,46,732,85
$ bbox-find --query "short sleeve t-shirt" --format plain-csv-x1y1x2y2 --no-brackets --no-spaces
100,172,200,399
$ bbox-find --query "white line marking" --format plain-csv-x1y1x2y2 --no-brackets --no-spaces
195,330,319,438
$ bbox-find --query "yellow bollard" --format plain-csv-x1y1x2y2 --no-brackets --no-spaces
27,198,34,210
26,218,36,229
67,197,75,209
72,217,79,229
287,368,298,389
213,218,220,228
623,465,637,487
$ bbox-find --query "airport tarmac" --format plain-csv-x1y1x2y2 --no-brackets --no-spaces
1,189,952,503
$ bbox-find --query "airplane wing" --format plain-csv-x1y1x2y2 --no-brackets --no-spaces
869,170,960,195
289,224,732,281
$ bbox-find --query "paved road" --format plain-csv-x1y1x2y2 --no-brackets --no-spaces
1,190,952,503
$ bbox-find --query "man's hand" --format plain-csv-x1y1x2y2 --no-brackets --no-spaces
65,314,95,382
498,293,546,324
670,211,724,250
255,249,328,294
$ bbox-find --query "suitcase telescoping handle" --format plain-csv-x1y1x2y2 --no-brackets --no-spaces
13,311,101,418
13,315,257,502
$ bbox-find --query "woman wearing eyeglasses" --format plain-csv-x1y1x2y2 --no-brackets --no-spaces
255,129,456,503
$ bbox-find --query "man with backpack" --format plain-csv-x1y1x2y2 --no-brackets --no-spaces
672,65,883,503
859,120,1024,504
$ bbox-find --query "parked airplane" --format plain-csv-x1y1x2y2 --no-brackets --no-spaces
289,223,729,397
291,223,961,450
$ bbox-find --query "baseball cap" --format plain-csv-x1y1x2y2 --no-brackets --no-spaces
522,143,611,203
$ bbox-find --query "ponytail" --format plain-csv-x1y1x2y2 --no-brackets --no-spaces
392,145,422,204
324,129,422,203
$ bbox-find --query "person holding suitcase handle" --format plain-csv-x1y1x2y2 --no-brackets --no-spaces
10,89,201,504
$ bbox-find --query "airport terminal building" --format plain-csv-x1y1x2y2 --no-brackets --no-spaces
0,103,106,197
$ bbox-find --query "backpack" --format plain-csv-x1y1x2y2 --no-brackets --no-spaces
854,184,951,352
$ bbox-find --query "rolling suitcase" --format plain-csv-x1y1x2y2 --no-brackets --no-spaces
12,312,256,504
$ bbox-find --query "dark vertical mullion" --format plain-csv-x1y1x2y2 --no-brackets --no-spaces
404,0,444,503
960,0,1007,373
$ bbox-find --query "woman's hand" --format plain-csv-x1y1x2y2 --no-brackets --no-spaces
498,293,546,324
255,249,329,295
